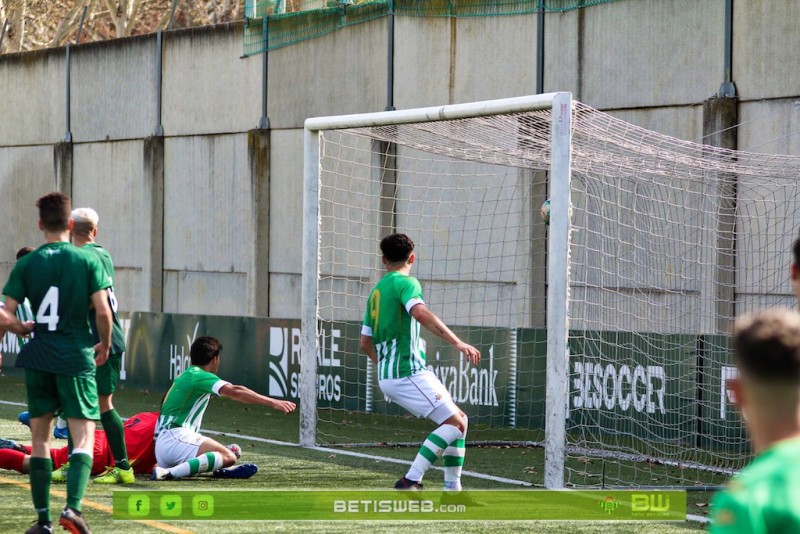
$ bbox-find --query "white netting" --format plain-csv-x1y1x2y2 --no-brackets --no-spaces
310,101,800,487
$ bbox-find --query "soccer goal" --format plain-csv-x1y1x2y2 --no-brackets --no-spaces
301,93,800,489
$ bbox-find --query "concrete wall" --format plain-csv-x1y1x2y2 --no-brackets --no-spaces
71,37,158,142
72,141,149,311
1,1,799,328
0,50,65,146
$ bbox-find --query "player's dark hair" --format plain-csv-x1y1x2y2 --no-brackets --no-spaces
36,192,71,233
380,233,415,264
190,336,223,366
734,308,800,382
16,246,33,260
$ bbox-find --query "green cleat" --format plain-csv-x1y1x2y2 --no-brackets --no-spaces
93,465,135,484
51,461,69,483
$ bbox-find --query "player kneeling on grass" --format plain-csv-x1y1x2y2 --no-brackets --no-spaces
360,234,481,491
152,336,296,481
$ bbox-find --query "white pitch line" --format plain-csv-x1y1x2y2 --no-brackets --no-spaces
1,395,720,521
201,428,533,486
1,398,531,486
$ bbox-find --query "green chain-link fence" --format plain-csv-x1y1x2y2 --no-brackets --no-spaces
243,0,621,56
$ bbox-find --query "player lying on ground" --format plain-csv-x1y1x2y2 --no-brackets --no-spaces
152,336,296,481
1,412,157,478
5,411,253,480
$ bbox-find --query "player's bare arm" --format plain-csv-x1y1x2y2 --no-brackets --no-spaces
410,303,481,365
0,298,34,336
218,384,297,414
90,289,113,366
360,335,379,365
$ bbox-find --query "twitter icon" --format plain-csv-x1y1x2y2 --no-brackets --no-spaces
160,495,182,517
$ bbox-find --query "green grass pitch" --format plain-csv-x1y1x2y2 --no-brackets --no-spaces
0,374,709,533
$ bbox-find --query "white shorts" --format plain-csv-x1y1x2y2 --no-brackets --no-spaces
379,370,459,424
155,427,207,468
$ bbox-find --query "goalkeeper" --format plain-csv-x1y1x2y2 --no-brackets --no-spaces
360,233,481,491
0,412,158,478
710,308,800,533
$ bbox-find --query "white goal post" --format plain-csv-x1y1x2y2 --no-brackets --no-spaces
301,93,574,489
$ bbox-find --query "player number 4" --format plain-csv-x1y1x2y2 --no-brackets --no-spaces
37,286,60,331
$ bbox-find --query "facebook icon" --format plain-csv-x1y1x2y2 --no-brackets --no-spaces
129,495,150,516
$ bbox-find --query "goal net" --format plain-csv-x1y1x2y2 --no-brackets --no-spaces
301,93,800,489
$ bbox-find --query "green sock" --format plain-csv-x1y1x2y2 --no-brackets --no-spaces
65,453,92,512
29,457,52,522
101,409,130,470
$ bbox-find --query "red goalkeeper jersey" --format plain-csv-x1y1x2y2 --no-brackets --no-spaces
50,412,158,475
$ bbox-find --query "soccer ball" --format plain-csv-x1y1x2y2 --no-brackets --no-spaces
540,199,551,225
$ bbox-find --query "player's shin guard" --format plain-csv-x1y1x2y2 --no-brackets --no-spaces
66,450,93,512
443,416,467,490
406,424,462,483
168,451,224,479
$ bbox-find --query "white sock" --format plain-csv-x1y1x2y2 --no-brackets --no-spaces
406,424,462,482
55,417,68,430
443,417,467,490
168,451,223,479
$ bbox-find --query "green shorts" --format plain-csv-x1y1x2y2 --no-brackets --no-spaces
95,353,123,396
25,368,100,420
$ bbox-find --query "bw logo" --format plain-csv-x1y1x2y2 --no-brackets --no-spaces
632,494,671,513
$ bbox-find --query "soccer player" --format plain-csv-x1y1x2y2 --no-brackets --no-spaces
152,336,296,481
709,308,800,532
0,412,158,478
2,192,113,534
13,247,69,440
64,207,132,485
360,233,481,491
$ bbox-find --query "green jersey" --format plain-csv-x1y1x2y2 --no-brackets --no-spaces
710,438,800,533
155,366,230,437
3,242,109,377
81,243,126,355
362,271,427,380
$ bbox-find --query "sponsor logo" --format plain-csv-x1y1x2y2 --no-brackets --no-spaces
428,345,499,407
267,326,344,402
572,361,666,414
268,326,300,399
169,322,200,380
